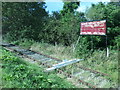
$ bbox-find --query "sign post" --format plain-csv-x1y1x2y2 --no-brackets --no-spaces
91,35,93,52
106,35,109,57
79,20,109,57
73,35,81,52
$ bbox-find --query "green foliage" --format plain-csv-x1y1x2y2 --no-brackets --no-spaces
85,2,120,49
80,49,118,83
75,37,90,58
1,48,75,88
85,2,120,28
85,2,120,29
61,2,80,16
0,49,17,62
35,1,85,46
114,35,120,49
2,2,48,41
43,10,86,45
85,2,106,20
10,39,75,60
12,38,35,49
2,2,119,88
2,2,120,56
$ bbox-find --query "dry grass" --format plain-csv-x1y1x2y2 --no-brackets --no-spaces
30,42,76,60
9,39,118,86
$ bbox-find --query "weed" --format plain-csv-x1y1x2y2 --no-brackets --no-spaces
1,48,75,88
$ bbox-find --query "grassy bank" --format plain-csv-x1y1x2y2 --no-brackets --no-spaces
3,39,118,86
0,47,75,88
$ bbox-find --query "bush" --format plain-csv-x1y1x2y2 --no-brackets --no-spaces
75,37,90,58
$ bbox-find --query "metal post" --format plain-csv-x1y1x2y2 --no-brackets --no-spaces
91,35,93,52
106,35,109,57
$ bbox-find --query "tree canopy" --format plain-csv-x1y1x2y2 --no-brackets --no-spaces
2,2,120,49
2,2,48,40
85,2,120,47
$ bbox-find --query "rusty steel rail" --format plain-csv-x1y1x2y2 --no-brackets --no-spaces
27,47,110,77
77,66,109,76
1,43,110,88
2,43,62,62
3,46,96,88
2,43,109,76
28,49,62,62
2,45,51,68
2,44,97,88
56,69,97,88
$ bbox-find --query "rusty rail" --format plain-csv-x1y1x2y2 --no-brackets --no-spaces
1,43,111,88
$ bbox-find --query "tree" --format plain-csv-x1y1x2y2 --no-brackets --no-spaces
61,2,80,16
85,2,120,48
42,1,87,46
2,2,48,40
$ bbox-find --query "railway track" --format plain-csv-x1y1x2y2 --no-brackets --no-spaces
1,42,117,88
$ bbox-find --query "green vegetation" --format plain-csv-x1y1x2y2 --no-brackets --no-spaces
2,2,120,48
80,50,118,82
10,39,75,60
2,1,119,88
85,2,120,48
0,47,75,88
7,39,118,85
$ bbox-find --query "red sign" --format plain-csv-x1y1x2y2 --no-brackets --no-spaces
80,20,106,35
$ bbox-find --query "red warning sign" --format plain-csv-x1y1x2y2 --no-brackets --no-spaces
80,20,106,35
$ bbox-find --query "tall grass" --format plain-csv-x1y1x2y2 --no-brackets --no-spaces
30,42,75,60
1,47,75,88
3,38,118,86
78,50,118,83
8,39,75,60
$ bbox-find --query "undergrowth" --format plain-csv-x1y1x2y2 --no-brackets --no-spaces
3,38,119,87
78,50,118,83
0,47,75,88
9,39,75,60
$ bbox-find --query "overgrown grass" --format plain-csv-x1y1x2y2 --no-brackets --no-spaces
0,47,75,88
78,50,118,83
9,39,75,60
3,38,118,86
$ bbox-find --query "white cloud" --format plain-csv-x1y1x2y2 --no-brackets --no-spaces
76,0,110,12
76,6,87,12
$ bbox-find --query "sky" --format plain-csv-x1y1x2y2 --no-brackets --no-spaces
45,0,110,14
